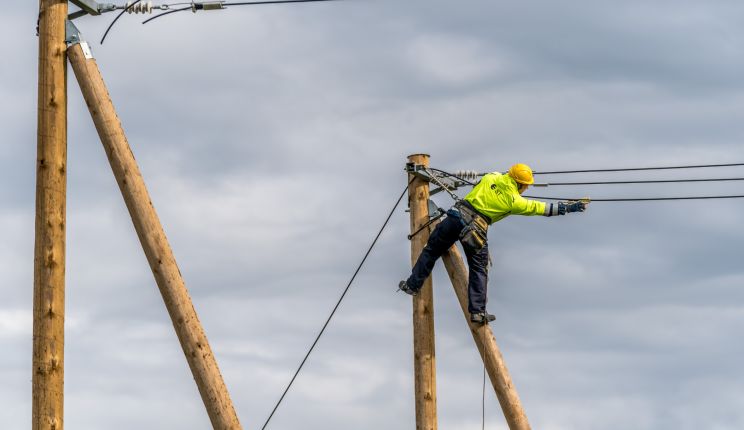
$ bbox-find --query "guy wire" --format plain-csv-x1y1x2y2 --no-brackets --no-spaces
259,178,413,430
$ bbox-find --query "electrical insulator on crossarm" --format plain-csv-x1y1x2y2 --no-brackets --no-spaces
453,170,482,181
126,1,153,13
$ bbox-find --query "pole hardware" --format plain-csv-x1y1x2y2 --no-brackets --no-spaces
428,200,443,219
68,1,180,20
405,163,470,197
195,1,227,11
69,0,117,20
65,20,82,44
407,205,445,240
66,21,95,59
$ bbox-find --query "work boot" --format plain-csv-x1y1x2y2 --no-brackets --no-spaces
398,280,418,296
470,311,496,324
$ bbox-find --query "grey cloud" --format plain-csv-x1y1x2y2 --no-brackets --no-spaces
4,0,744,429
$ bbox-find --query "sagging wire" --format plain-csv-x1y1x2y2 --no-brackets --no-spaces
100,0,143,44
99,0,342,44
143,0,342,24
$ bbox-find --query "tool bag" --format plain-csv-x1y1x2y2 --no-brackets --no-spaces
455,202,489,251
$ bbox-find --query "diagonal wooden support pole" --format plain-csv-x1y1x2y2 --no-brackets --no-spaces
33,1,68,429
67,41,242,429
441,245,531,430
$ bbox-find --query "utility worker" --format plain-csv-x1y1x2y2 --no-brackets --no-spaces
399,163,588,324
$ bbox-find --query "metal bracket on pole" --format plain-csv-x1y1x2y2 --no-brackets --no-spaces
405,162,468,197
65,20,82,44
65,21,94,59
68,0,117,20
70,0,104,15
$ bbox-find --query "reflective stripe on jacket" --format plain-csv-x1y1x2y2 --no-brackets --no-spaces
463,172,546,224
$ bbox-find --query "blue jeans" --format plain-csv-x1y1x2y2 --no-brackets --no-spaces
406,210,490,314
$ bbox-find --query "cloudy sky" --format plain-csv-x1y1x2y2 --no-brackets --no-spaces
3,1,744,429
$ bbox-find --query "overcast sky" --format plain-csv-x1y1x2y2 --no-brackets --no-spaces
2,1,744,429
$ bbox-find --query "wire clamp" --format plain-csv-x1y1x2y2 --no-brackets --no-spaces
405,163,466,197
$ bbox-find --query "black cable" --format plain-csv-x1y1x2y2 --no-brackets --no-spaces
524,195,744,201
143,0,342,25
142,5,192,24
545,177,744,186
260,179,412,430
431,168,744,187
100,0,142,44
534,162,744,175
407,209,445,240
433,163,744,180
224,0,340,5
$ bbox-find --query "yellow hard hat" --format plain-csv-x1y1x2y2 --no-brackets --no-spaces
508,163,535,185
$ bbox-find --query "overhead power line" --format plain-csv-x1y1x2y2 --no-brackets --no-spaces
524,195,744,202
534,162,744,175
540,177,744,186
428,168,744,202
100,0,342,44
143,0,342,24
101,0,143,44
439,162,744,179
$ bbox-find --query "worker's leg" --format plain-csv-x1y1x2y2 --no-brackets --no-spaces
464,241,489,314
406,213,462,291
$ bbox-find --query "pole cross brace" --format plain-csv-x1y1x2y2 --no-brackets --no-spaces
69,0,117,20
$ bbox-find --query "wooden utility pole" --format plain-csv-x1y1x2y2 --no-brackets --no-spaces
67,42,242,429
407,154,437,430
33,1,68,429
441,246,531,430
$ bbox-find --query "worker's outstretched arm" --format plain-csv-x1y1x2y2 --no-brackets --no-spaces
544,201,588,217
510,196,546,216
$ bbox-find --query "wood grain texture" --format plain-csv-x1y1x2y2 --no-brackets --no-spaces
68,43,242,430
33,1,68,429
407,154,437,430
441,245,531,430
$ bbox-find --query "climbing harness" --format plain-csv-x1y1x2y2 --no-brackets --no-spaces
405,165,493,253
423,168,490,251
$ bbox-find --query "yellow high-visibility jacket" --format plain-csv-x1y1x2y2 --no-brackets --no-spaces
464,172,546,224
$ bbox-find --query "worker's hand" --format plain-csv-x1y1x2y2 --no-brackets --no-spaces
566,201,588,213
558,201,588,214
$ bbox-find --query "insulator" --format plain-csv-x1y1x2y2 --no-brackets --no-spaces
454,170,481,181
126,1,153,14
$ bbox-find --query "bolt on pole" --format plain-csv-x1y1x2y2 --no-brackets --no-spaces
33,1,69,429
67,41,242,430
407,154,438,430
